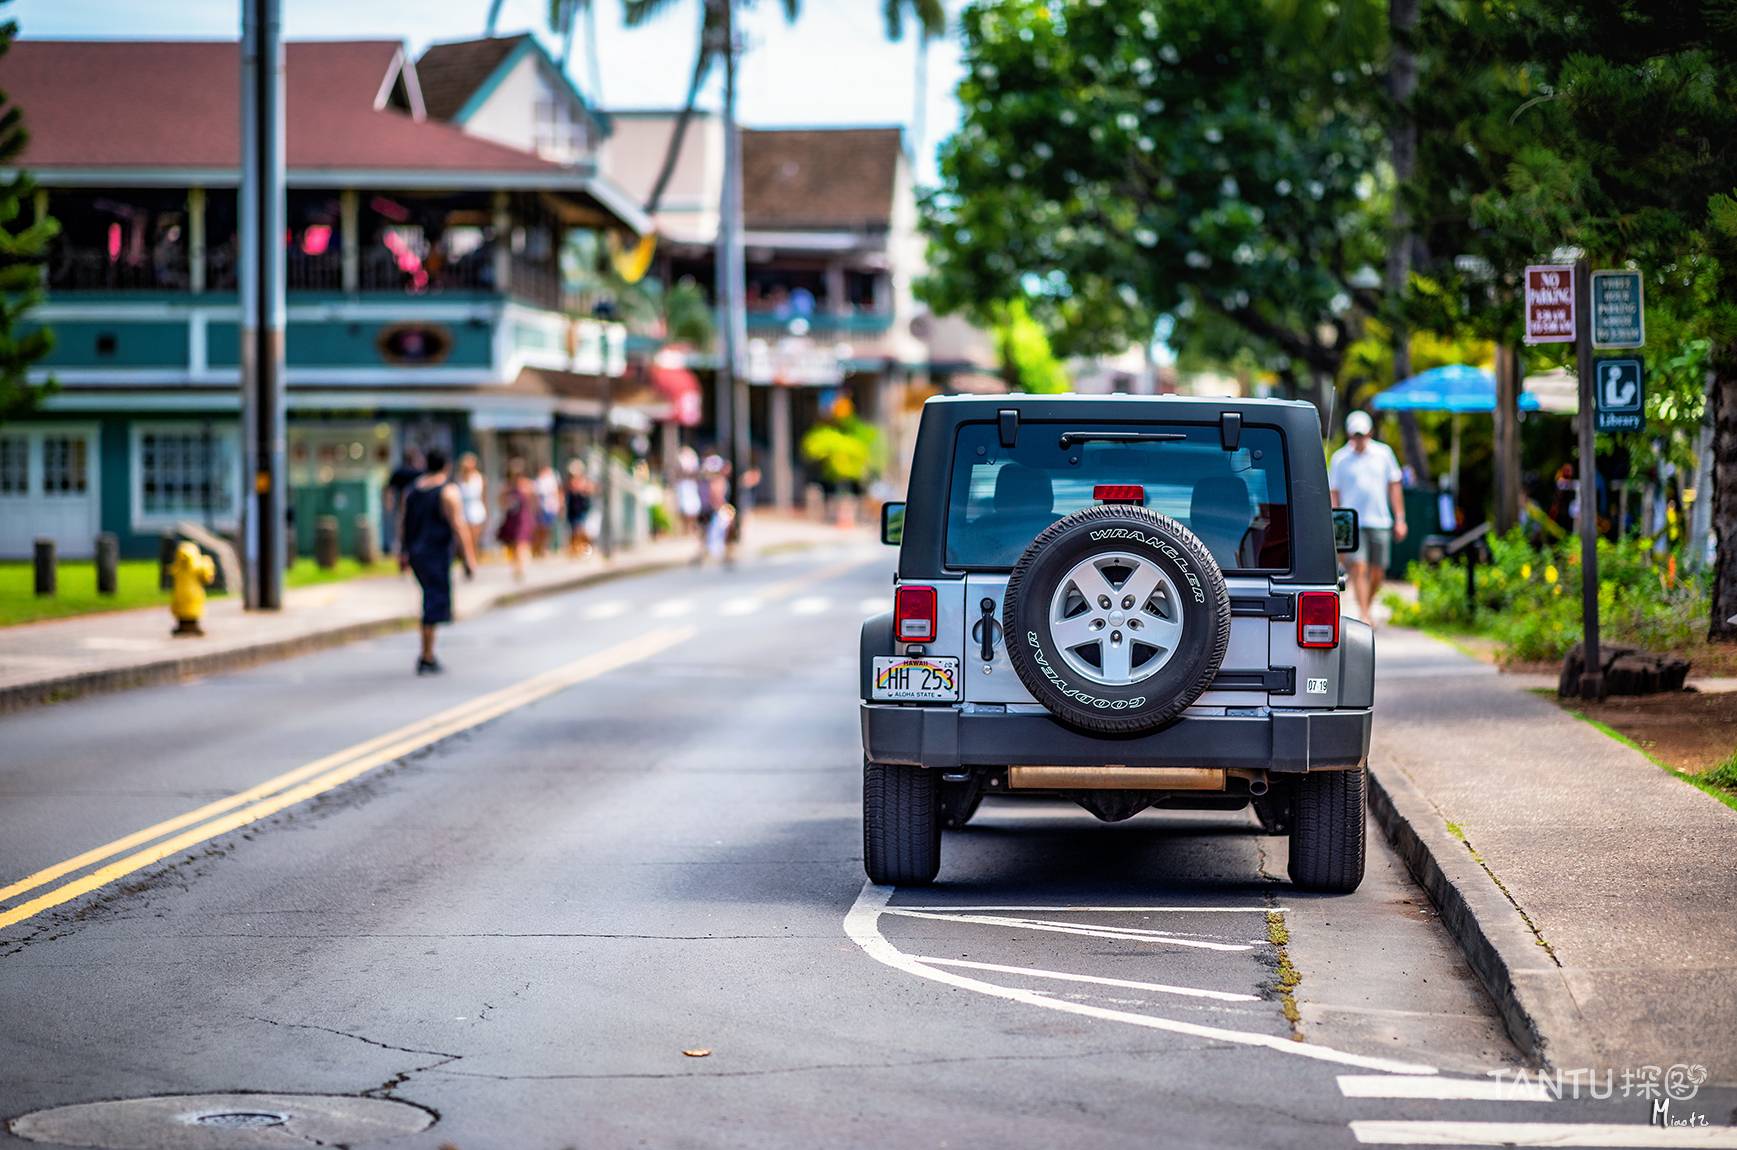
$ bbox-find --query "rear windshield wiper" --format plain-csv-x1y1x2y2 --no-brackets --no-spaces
1057,431,1188,448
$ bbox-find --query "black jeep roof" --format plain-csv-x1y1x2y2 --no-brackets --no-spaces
897,392,1339,584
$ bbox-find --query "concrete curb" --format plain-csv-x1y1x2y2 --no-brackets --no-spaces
1366,762,1589,1068
0,553,701,717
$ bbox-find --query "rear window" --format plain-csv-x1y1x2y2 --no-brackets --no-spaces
945,421,1292,571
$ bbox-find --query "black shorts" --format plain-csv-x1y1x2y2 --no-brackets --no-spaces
410,552,453,625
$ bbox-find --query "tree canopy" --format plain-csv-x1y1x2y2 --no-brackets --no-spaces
919,0,1389,419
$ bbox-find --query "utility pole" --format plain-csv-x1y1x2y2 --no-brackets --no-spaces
713,0,750,521
240,0,286,610
1385,0,1431,486
1572,257,1603,699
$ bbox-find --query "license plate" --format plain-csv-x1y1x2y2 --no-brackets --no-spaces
871,656,961,702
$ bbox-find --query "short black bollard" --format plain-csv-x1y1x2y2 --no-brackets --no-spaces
314,515,340,570
95,532,119,595
33,538,56,596
353,516,378,565
158,532,177,590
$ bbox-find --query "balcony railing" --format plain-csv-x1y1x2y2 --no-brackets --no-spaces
359,245,494,294
287,248,343,292
48,246,190,292
745,308,894,335
46,239,567,307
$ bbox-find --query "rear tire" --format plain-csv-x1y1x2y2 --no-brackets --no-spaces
864,759,941,885
1287,767,1366,893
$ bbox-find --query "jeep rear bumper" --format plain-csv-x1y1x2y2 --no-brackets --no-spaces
860,705,1371,774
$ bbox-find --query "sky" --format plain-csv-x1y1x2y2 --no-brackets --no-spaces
6,0,967,182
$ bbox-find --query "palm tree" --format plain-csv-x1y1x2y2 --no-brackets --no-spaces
881,0,946,167
485,0,605,106
631,0,943,216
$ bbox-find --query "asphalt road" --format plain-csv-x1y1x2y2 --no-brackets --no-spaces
2,541,1727,1149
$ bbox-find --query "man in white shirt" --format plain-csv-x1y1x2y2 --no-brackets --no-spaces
1329,410,1408,622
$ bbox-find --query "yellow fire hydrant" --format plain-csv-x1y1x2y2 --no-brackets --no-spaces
169,541,215,637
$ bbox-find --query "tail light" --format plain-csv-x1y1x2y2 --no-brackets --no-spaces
1297,591,1340,648
1094,484,1145,504
894,585,937,643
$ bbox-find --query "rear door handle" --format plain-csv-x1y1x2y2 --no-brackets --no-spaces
972,597,1001,662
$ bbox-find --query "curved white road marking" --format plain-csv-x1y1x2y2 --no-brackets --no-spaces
845,882,1437,1076
1349,1121,1737,1147
1337,1075,1552,1101
920,905,1286,914
881,907,1252,952
914,956,1260,1002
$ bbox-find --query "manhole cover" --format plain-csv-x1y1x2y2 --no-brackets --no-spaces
9,1093,433,1148
194,1112,287,1129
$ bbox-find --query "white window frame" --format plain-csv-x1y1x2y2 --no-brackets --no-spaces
130,421,242,532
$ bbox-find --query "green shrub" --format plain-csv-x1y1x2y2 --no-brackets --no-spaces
1395,527,1707,663
648,503,673,536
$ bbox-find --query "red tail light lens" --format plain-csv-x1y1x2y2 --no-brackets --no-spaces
1094,484,1146,504
894,585,938,643
1297,591,1340,648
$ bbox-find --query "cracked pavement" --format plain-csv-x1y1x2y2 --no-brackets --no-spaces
0,545,1679,1148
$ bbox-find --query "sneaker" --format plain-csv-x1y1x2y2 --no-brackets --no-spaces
416,657,443,676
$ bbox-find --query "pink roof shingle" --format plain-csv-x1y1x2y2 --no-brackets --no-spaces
5,39,567,174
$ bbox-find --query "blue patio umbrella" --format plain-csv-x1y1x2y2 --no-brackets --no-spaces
1369,364,1541,414
1367,364,1539,496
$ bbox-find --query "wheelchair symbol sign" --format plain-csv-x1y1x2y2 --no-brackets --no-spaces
1594,358,1644,432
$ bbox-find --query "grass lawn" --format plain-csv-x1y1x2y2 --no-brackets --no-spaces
285,557,398,587
0,559,180,626
0,555,397,626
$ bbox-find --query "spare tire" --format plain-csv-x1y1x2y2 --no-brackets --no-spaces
1003,505,1231,734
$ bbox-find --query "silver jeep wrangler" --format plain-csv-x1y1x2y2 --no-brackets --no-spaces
860,394,1373,892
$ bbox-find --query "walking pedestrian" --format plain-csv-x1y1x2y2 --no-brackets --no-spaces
533,464,561,557
1329,410,1408,623
675,447,703,536
384,447,423,555
397,449,477,675
496,460,536,581
457,452,488,559
564,460,594,558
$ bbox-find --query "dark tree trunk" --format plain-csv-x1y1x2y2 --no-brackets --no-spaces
1711,347,1737,640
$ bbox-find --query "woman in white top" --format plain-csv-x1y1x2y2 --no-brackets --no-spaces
457,452,488,553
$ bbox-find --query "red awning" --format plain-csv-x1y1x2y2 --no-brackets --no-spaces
650,349,703,427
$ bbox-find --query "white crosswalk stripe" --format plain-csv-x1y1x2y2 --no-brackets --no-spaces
1338,1075,1553,1102
720,596,763,616
791,596,830,615
1349,1120,1737,1147
651,600,694,619
580,601,627,621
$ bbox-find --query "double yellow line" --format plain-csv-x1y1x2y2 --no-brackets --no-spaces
0,627,694,932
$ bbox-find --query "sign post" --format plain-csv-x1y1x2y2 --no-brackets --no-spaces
1523,264,1577,346
1593,358,1645,433
1571,259,1603,699
1591,270,1645,349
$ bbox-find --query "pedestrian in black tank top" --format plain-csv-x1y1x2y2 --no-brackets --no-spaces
398,449,478,675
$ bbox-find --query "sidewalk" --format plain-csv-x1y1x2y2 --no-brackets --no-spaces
0,514,858,713
1369,626,1737,1080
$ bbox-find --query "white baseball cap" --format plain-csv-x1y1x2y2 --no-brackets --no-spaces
1345,410,1373,436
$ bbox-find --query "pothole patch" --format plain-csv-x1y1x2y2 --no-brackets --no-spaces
8,1093,434,1148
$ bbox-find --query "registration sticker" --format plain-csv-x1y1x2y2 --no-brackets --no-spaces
872,656,961,702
